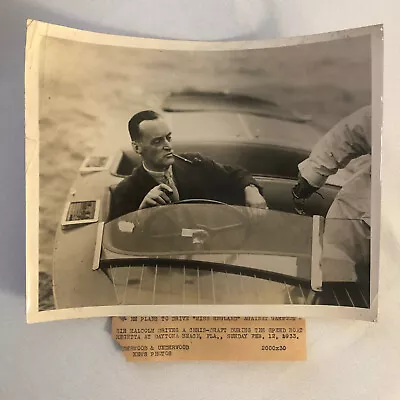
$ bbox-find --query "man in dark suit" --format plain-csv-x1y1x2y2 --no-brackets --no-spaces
109,110,267,220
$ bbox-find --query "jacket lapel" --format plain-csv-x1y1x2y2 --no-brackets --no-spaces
135,165,159,197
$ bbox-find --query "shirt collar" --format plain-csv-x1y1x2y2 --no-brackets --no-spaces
142,162,172,178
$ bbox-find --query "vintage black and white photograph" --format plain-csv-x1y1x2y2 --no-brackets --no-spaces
25,21,382,322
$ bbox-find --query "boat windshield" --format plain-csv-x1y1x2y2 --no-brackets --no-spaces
103,205,312,256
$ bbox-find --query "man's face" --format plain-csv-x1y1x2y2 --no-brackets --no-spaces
134,118,174,171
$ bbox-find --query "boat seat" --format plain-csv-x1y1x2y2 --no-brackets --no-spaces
113,142,310,180
106,184,119,222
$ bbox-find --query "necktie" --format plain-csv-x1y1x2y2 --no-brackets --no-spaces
163,170,180,202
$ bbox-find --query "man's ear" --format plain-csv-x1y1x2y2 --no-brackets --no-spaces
132,141,142,154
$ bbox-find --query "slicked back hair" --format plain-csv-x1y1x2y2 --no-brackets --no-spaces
128,110,161,142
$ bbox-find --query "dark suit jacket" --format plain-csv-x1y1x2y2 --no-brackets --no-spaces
109,152,262,220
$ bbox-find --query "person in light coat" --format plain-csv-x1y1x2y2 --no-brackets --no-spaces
292,105,372,287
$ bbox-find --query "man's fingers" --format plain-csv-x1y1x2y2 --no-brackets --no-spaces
143,195,168,208
145,198,158,207
158,191,171,204
141,184,174,208
153,195,168,205
159,183,173,194
293,197,306,215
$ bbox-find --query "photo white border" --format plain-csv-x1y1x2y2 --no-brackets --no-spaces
25,20,383,323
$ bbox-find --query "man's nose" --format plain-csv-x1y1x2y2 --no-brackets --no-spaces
163,140,172,150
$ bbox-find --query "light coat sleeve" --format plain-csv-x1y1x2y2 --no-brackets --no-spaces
298,105,372,188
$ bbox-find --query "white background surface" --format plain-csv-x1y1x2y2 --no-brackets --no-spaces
1,1,400,399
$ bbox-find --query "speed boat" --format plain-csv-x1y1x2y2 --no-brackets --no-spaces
52,91,370,310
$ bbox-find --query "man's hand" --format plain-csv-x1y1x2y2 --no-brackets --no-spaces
291,175,318,215
139,184,173,209
244,185,268,209
292,175,318,200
